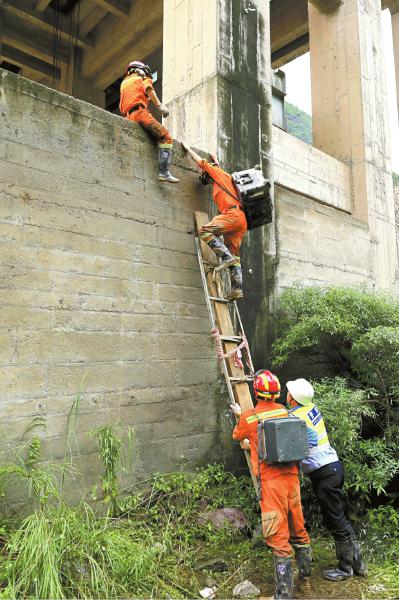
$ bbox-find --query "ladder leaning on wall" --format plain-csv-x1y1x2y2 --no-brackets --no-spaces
194,211,259,494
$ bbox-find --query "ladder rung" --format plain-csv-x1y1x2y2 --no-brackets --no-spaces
208,296,229,303
229,376,254,383
220,335,243,342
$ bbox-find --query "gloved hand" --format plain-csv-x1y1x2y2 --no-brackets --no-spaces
209,152,219,166
240,438,250,450
159,103,169,117
230,402,242,416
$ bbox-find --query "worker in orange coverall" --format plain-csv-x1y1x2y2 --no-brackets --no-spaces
119,60,179,183
231,369,311,600
182,143,247,301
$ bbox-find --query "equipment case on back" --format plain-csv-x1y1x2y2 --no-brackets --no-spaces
258,417,309,464
232,168,272,230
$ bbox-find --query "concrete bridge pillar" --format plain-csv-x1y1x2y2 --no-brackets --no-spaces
309,0,398,289
162,0,276,364
392,11,399,119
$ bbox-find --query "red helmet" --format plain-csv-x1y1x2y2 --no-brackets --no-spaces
126,61,152,78
253,369,281,400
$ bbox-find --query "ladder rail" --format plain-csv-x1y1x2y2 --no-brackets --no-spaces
195,237,237,406
195,235,259,494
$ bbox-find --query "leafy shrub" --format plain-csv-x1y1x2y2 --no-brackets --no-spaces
273,286,399,374
312,379,399,506
271,285,399,516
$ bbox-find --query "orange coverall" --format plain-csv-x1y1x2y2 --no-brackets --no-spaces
233,401,310,557
119,74,173,148
199,160,247,257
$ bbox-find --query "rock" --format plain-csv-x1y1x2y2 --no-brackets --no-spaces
198,507,249,531
199,587,217,599
196,557,229,572
233,580,261,598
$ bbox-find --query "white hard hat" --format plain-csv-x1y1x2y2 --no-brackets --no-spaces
286,378,314,405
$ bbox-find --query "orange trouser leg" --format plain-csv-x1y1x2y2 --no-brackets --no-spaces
287,478,311,550
260,475,310,557
128,107,173,147
199,210,247,256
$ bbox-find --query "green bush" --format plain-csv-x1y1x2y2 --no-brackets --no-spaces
271,285,399,515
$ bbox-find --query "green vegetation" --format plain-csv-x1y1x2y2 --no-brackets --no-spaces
271,285,399,514
393,172,399,186
285,102,312,144
0,438,398,599
0,285,399,598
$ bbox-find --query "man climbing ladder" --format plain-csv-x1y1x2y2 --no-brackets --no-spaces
183,144,247,300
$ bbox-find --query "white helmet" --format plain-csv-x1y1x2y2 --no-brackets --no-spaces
286,378,314,405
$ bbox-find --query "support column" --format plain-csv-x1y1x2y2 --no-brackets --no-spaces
393,11,399,118
309,0,398,290
163,0,275,364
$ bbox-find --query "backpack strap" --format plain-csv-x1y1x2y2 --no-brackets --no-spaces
205,174,242,206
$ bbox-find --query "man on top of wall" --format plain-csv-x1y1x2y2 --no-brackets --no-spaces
119,61,179,183
183,144,247,301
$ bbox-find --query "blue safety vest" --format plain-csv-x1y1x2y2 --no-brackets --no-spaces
289,402,338,474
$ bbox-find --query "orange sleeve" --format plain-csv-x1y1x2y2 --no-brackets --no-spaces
199,160,226,182
142,77,154,95
232,413,250,441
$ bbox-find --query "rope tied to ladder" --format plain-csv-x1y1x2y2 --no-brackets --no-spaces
211,327,254,374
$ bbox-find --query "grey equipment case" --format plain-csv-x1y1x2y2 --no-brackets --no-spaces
257,416,309,465
231,167,272,230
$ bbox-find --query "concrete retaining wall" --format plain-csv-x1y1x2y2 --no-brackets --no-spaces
0,69,228,501
1,68,397,502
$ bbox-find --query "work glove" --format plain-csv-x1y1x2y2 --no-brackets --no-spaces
159,103,169,117
241,438,250,450
230,402,242,416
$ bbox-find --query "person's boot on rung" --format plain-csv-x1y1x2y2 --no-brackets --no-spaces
293,545,312,595
273,556,293,600
206,236,237,268
158,148,179,183
324,537,354,581
227,261,243,301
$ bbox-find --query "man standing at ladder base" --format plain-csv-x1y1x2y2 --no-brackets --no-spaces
231,370,311,600
286,378,367,582
119,61,179,183
182,144,247,301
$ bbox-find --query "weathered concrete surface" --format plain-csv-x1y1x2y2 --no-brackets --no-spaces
0,68,233,502
309,0,398,291
163,0,275,366
393,11,399,119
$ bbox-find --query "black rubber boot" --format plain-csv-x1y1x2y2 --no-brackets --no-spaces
158,148,179,183
294,545,312,595
324,537,354,581
207,237,237,267
348,526,368,576
273,556,293,599
228,263,243,300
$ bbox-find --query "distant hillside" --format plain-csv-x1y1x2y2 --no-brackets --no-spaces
285,102,312,144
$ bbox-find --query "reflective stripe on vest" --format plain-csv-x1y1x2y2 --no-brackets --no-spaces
246,408,287,424
291,402,329,447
